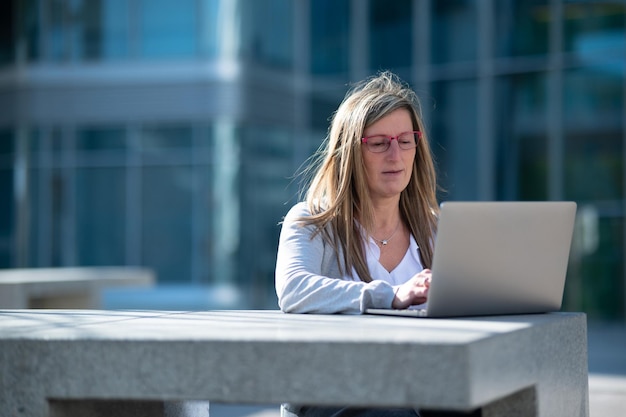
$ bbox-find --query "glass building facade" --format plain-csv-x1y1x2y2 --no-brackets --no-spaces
0,0,624,319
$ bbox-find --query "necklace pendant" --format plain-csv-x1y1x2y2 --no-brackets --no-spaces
382,240,388,246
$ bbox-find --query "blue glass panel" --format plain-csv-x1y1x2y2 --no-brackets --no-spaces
27,130,41,266
240,0,293,69
75,167,127,266
430,79,478,200
495,0,549,57
311,0,349,75
563,66,624,320
495,73,548,201
0,129,13,267
141,125,193,160
14,0,39,62
96,0,129,59
140,0,197,58
76,127,127,151
431,0,477,64
43,0,129,61
47,0,66,60
564,67,623,203
369,0,412,71
0,168,11,267
0,1,15,65
239,125,292,307
0,130,13,157
142,165,193,283
564,2,625,58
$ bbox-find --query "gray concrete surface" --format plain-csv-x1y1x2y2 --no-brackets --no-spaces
0,267,154,308
210,318,626,417
0,310,588,417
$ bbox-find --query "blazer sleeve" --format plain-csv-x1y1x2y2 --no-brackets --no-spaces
275,202,396,314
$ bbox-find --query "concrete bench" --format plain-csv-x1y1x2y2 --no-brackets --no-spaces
0,310,588,417
0,267,155,309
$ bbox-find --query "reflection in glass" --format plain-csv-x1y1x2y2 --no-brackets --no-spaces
27,130,42,266
142,165,193,283
44,0,129,61
430,80,478,201
563,66,624,319
567,214,624,320
564,2,625,57
494,0,549,57
563,68,623,200
82,0,129,59
310,0,349,75
240,125,292,306
77,127,127,152
310,91,344,132
0,129,13,266
140,0,197,58
13,0,40,62
431,0,477,64
75,167,126,266
141,126,193,159
240,0,293,69
369,0,412,72
0,2,14,65
0,130,13,157
209,121,239,287
495,73,548,201
47,0,66,60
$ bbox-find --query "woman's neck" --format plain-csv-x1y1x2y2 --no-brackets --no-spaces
370,197,402,232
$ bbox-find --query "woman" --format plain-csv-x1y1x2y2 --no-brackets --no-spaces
274,72,440,417
276,71,439,316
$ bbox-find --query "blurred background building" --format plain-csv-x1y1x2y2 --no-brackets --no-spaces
0,0,624,320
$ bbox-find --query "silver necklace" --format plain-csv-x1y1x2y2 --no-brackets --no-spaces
373,220,401,247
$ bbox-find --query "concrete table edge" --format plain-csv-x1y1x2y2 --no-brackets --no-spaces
0,310,588,417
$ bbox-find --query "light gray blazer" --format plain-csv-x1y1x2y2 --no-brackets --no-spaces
275,202,396,314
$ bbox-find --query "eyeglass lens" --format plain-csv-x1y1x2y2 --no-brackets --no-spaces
364,132,418,152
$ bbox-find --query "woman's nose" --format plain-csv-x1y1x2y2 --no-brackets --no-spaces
386,139,402,158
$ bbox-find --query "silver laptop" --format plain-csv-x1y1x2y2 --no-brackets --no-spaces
366,201,577,318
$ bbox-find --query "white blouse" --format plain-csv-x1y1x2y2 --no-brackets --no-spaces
345,230,424,285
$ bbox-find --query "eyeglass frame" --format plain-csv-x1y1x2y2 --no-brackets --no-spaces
360,131,421,153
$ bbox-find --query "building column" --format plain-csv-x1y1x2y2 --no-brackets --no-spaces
13,126,29,267
211,120,239,285
477,0,495,201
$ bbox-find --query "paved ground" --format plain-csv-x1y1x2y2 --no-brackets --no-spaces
587,320,626,417
209,319,626,417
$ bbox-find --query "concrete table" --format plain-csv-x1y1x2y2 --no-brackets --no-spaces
0,310,588,417
0,267,155,309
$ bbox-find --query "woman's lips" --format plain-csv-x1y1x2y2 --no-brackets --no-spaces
383,169,403,175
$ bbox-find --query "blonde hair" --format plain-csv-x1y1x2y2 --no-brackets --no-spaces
298,71,439,282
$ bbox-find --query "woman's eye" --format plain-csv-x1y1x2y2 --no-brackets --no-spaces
369,137,387,146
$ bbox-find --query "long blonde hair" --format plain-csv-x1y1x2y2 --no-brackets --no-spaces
298,71,439,282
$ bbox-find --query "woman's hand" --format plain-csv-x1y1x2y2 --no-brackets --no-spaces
391,269,432,309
